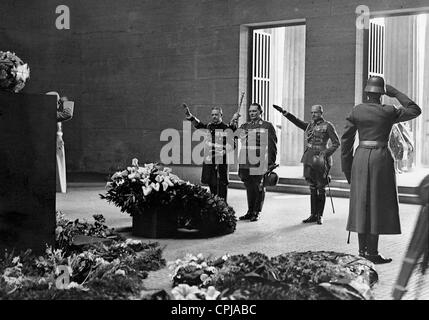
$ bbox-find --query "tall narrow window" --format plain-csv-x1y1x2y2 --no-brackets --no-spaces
250,24,306,171
368,18,385,78
252,30,271,119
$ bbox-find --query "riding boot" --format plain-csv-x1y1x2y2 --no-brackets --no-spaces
358,233,367,257
366,234,392,264
315,188,326,224
303,187,318,223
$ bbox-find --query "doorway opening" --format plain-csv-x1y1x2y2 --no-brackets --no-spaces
367,13,429,185
251,23,306,178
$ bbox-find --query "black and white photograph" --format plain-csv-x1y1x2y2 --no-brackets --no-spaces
0,0,428,308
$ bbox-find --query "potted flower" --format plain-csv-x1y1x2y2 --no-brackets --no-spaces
101,159,183,238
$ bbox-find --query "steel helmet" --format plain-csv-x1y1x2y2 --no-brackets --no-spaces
264,172,279,187
311,154,327,172
364,76,386,94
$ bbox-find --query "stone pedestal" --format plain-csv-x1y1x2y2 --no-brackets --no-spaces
0,92,56,254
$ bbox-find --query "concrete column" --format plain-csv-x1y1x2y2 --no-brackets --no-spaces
305,14,358,179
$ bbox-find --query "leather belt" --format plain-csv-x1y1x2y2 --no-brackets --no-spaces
306,143,326,151
359,140,388,148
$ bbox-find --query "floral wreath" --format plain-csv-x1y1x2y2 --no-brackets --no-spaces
0,51,30,93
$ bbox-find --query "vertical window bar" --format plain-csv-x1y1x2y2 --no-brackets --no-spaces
375,25,378,74
264,35,268,78
371,24,375,72
253,31,256,78
267,36,271,78
381,25,384,74
369,23,372,74
258,35,262,78
377,25,380,74
261,34,265,81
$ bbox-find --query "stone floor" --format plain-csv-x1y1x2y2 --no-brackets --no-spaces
57,186,428,300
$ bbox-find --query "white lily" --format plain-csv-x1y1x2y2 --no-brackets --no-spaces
151,182,160,192
164,176,174,187
142,185,152,196
13,63,30,81
162,181,169,191
111,172,120,179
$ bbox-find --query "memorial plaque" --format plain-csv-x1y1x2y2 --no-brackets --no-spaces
0,91,56,254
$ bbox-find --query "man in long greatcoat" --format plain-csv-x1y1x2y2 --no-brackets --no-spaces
341,76,421,264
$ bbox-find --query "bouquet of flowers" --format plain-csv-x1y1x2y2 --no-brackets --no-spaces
101,159,237,236
0,51,30,93
101,159,184,216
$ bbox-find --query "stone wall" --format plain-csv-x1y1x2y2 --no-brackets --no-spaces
1,0,427,178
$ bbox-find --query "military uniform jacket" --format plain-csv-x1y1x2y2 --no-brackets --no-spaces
341,90,421,234
237,119,277,175
192,119,237,185
285,113,340,166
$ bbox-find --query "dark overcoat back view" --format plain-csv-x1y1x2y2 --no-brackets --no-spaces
341,89,421,235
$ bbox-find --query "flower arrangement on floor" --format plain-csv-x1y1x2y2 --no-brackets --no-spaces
101,159,237,237
0,212,166,300
0,51,30,93
102,159,183,215
168,251,378,300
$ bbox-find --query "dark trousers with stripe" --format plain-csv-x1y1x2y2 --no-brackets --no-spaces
239,168,265,213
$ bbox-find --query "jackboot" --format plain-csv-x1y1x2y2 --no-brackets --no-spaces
303,187,318,223
316,189,326,225
366,234,392,264
358,233,367,257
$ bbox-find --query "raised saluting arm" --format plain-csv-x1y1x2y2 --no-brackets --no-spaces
183,103,207,129
385,85,422,123
273,104,308,131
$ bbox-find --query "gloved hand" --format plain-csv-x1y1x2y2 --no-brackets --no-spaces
183,103,194,120
231,112,241,122
385,84,400,98
273,104,288,116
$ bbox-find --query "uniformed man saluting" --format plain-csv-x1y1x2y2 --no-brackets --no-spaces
273,104,340,225
184,104,239,202
341,76,421,264
235,103,277,222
